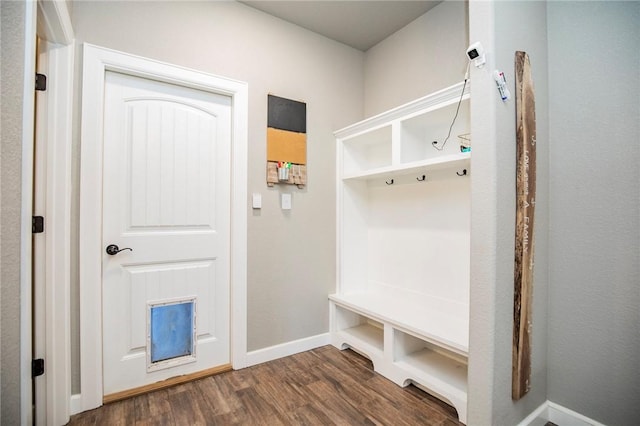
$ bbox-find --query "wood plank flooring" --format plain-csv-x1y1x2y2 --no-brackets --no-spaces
68,345,462,425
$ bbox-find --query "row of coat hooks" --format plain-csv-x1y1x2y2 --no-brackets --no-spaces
385,169,468,185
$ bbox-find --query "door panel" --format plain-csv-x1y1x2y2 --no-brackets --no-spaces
102,71,231,395
127,100,217,229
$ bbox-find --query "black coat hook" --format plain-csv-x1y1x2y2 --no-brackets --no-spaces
456,169,467,176
385,179,394,185
416,175,426,182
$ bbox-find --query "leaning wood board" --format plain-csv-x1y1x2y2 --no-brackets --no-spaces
512,51,537,400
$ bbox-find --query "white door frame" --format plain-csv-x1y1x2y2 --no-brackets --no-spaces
28,0,75,424
79,43,248,411
33,39,74,424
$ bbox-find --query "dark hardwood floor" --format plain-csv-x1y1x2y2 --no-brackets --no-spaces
68,345,462,425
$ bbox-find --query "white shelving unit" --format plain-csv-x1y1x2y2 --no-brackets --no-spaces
330,81,471,424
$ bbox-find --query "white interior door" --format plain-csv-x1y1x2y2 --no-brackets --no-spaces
101,71,231,396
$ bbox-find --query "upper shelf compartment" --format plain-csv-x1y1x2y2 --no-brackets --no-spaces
342,152,470,182
400,97,470,164
342,124,392,176
336,81,470,181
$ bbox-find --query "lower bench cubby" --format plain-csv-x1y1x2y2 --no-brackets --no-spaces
331,303,384,364
330,300,468,424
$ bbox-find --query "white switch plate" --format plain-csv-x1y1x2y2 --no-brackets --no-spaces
281,193,292,210
252,193,262,209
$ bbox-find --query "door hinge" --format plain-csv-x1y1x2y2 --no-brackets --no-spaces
32,359,45,378
32,216,44,233
35,73,47,91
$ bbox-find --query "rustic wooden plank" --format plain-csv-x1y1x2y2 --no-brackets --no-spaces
96,396,136,425
252,363,309,413
193,375,239,416
311,391,372,425
365,375,452,423
268,352,320,386
234,387,281,420
512,50,537,400
288,402,337,425
166,387,208,425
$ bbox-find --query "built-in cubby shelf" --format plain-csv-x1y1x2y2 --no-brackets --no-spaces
331,81,471,424
342,125,392,175
342,151,470,182
338,81,470,179
393,342,467,411
330,295,469,423
330,289,468,356
332,305,384,360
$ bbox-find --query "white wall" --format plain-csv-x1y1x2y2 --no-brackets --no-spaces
1,1,27,422
547,2,640,424
363,0,468,117
467,1,549,424
70,0,364,392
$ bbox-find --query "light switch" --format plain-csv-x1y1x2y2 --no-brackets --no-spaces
281,193,292,210
252,193,262,209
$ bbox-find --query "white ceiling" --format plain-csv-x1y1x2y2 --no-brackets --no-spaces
239,1,442,51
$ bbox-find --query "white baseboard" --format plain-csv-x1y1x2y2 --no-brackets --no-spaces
70,394,83,416
518,400,606,426
244,333,330,368
547,401,606,426
518,402,549,426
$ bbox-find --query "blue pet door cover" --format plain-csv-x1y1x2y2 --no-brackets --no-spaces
147,297,197,371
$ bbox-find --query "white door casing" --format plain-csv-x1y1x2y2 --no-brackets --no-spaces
80,44,248,410
102,71,231,395
33,0,75,422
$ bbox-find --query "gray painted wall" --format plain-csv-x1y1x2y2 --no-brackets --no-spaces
363,0,468,117
69,0,364,393
467,1,549,424
492,1,549,423
466,1,639,424
1,1,25,423
547,2,640,424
